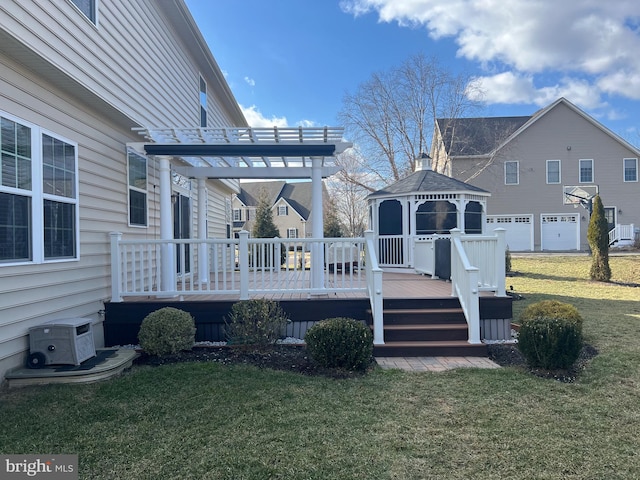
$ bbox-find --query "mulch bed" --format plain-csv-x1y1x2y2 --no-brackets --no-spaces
134,343,599,383
488,343,599,383
134,344,370,379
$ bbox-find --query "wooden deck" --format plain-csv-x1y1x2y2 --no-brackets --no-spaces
120,271,454,303
104,270,512,347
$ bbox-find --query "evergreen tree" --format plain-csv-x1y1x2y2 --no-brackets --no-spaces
587,195,611,281
251,192,282,268
324,198,344,238
252,193,279,239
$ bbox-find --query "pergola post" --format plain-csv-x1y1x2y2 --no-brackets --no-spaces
311,156,325,292
158,156,175,293
197,178,209,286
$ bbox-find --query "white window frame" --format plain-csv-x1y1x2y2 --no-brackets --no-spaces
277,205,288,216
68,0,98,24
233,208,242,222
287,227,298,238
623,158,638,182
546,159,561,184
579,159,594,183
127,149,148,227
1,111,79,265
199,75,207,128
504,161,519,185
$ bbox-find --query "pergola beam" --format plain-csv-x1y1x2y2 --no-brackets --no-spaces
172,165,342,179
144,143,337,158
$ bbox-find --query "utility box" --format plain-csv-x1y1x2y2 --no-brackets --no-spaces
27,318,96,368
434,238,451,280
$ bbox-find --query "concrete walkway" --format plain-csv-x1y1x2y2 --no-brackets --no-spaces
376,356,500,372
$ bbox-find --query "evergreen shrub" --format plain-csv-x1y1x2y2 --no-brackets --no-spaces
305,317,373,371
225,299,289,346
517,300,583,369
138,307,196,356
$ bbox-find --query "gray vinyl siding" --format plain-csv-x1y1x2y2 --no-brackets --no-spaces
453,102,640,250
0,0,245,378
0,0,243,128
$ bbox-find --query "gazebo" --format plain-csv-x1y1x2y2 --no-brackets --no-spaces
368,154,490,268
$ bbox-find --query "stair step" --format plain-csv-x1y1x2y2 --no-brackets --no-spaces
377,307,466,325
383,323,468,342
374,341,487,357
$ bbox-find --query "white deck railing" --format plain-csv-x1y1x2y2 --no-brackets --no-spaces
110,232,367,302
450,228,507,345
609,224,635,246
364,231,384,345
450,229,482,344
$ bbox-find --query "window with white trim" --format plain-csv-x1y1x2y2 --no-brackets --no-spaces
69,0,97,24
504,161,519,185
623,158,638,182
287,228,298,238
546,160,561,184
579,159,593,183
1,112,79,264
199,76,207,128
127,150,147,227
277,205,288,216
233,209,242,222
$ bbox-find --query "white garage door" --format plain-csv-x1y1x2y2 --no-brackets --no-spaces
541,214,579,251
486,215,533,251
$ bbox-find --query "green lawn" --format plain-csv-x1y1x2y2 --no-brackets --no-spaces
1,255,639,479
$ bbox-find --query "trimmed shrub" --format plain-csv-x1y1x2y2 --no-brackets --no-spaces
304,317,373,371
225,299,289,346
138,307,196,356
520,300,583,325
505,246,512,274
517,300,583,369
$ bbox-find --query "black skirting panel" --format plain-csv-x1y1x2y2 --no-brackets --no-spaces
104,296,511,347
104,298,371,347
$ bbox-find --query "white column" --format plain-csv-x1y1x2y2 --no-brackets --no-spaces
158,156,175,293
310,157,325,292
197,178,209,285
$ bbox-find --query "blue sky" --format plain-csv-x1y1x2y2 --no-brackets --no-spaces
184,0,640,146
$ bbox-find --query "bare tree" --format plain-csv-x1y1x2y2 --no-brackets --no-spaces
327,152,370,237
338,53,482,188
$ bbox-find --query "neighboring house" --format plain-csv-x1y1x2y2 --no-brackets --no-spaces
431,98,639,251
232,181,318,239
0,0,246,379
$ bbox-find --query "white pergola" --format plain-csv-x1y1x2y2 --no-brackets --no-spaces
128,126,352,293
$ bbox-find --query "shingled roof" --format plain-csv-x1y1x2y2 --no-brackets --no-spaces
368,169,488,198
436,116,530,156
237,181,314,221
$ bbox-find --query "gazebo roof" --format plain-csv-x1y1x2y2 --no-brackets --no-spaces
368,169,489,198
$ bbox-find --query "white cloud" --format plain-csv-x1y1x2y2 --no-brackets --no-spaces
341,0,640,107
244,76,256,87
241,105,288,127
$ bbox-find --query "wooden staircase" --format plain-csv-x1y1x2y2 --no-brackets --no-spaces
371,298,487,357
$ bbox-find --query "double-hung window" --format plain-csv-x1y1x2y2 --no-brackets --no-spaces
233,209,242,222
546,160,561,184
277,205,288,216
623,158,638,182
504,161,519,185
1,112,79,264
579,159,594,183
128,150,147,227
